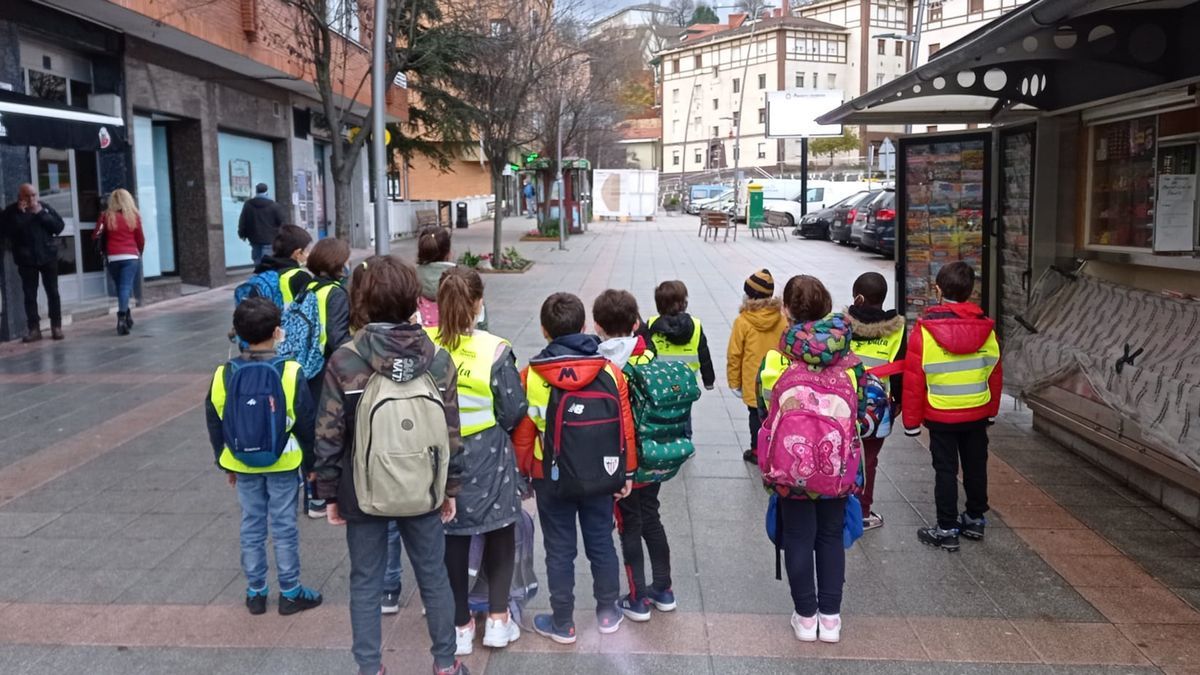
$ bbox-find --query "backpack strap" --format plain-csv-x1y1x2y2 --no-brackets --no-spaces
774,497,784,582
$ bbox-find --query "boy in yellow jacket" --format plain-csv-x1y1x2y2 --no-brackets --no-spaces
726,269,787,463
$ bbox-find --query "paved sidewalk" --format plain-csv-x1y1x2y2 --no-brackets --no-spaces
0,214,1197,674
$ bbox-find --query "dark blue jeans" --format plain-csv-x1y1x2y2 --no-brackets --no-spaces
251,243,271,266
107,258,139,313
346,512,455,673
533,480,621,629
781,497,846,617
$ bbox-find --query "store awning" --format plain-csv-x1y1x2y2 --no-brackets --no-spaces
0,90,126,151
818,0,1200,126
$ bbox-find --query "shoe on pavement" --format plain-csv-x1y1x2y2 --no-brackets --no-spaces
51,327,64,340
246,587,268,615
742,449,758,464
790,612,817,642
22,329,42,343
532,613,576,645
306,499,327,519
482,613,521,648
863,511,884,531
454,619,475,656
381,587,401,615
433,661,470,675
818,613,841,643
959,513,986,541
278,585,323,615
125,309,134,329
917,527,961,552
647,587,677,612
619,594,652,622
596,602,624,634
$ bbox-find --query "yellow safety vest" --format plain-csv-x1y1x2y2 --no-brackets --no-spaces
920,326,999,410
279,268,305,306
760,349,859,409
647,315,702,372
309,280,340,350
851,323,905,392
426,328,508,437
209,359,304,474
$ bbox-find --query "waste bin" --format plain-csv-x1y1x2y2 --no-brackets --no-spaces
455,201,468,229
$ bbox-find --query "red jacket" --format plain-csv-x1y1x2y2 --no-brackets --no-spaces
95,212,145,257
901,302,1003,429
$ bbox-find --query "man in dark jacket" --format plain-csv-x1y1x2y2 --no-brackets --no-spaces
1,184,66,342
238,183,288,265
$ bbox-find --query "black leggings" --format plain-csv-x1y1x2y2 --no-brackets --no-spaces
444,524,516,627
781,497,846,617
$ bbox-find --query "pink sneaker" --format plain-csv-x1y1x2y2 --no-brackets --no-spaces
790,612,817,642
818,613,841,643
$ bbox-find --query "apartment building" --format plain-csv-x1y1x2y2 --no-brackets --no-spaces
0,0,404,339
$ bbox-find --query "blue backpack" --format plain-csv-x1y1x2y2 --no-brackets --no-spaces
221,357,290,468
278,289,325,379
235,270,283,309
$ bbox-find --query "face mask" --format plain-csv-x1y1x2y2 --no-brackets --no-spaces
476,305,487,327
275,328,286,346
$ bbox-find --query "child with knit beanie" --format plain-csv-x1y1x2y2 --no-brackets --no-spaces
726,269,788,463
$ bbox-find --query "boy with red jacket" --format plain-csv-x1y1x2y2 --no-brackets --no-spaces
513,293,637,644
902,262,1002,552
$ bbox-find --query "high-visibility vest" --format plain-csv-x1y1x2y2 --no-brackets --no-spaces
525,361,622,463
920,326,1000,410
209,359,304,474
426,328,507,437
647,315,702,372
851,323,905,392
279,268,305,306
760,349,859,408
309,279,341,350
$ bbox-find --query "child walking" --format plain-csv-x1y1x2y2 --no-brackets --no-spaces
312,255,468,675
431,267,528,655
645,280,715,391
757,276,866,644
204,297,323,616
903,262,1002,552
513,293,636,643
846,272,906,530
727,269,787,464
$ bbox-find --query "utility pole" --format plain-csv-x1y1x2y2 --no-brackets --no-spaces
731,2,766,220
371,0,389,254
556,88,566,251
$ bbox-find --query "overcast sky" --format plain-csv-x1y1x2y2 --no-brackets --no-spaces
585,0,768,21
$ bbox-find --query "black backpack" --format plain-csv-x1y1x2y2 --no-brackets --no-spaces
542,369,627,499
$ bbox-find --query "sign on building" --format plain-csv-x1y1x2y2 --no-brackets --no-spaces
765,90,845,138
230,159,252,200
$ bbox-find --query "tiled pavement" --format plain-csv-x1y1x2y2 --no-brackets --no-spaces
0,214,1198,674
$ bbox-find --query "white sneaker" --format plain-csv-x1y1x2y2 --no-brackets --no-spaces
455,619,475,656
790,612,817,642
482,613,521,648
818,613,841,643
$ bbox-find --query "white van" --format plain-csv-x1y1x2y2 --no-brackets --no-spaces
744,179,870,224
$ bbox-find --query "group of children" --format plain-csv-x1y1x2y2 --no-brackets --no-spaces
207,221,1002,674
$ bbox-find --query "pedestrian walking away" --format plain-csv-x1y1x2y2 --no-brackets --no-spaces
1,183,66,342
239,183,289,266
95,189,145,336
645,280,716,393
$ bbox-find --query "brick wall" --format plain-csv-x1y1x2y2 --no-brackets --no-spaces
406,159,494,201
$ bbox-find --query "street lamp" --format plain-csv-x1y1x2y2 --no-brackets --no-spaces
371,0,389,254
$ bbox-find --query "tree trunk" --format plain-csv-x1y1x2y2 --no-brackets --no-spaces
333,175,353,241
491,170,504,264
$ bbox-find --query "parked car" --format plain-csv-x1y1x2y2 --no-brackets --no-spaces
686,185,729,214
859,189,897,255
829,190,882,245
689,189,734,215
762,181,870,229
794,191,870,239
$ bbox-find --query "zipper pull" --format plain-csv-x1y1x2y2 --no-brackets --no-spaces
551,464,559,481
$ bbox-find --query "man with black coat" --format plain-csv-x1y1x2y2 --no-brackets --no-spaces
238,183,288,265
1,183,66,342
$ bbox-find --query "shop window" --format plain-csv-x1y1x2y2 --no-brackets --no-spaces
36,147,73,219
1088,115,1157,248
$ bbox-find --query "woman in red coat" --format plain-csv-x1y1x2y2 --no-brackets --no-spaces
95,189,145,335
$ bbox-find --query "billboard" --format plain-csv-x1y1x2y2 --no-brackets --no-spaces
765,90,845,139
593,169,659,219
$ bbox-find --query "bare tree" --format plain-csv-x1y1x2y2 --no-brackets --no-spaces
665,0,696,26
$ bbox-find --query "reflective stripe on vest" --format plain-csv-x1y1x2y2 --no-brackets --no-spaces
647,315,703,372
525,369,552,462
759,350,790,403
310,280,341,349
920,326,1000,410
851,325,905,390
210,360,304,474
279,268,304,306
426,328,507,437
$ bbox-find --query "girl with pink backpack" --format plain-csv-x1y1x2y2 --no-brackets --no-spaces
755,275,867,645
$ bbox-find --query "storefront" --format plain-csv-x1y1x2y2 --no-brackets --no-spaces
818,0,1200,526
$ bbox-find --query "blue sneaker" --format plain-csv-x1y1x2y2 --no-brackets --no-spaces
647,587,677,612
245,586,267,615
620,594,652,622
532,613,576,645
596,602,624,634
279,584,323,615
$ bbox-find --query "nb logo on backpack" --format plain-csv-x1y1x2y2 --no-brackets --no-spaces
567,403,585,415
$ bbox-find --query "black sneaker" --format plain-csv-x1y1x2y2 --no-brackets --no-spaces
742,449,758,464
279,585,323,615
917,527,960,552
959,514,986,541
246,588,268,615
381,587,401,615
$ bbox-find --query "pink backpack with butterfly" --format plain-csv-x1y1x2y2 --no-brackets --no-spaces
757,359,862,497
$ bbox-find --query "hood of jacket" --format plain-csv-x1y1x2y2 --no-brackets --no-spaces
246,196,276,211
847,306,905,339
253,255,299,275
417,261,455,300
351,322,437,381
530,333,609,391
597,335,650,370
779,313,855,369
739,298,786,332
650,313,696,345
921,302,995,355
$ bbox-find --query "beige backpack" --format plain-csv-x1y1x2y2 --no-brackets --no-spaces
350,347,450,517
